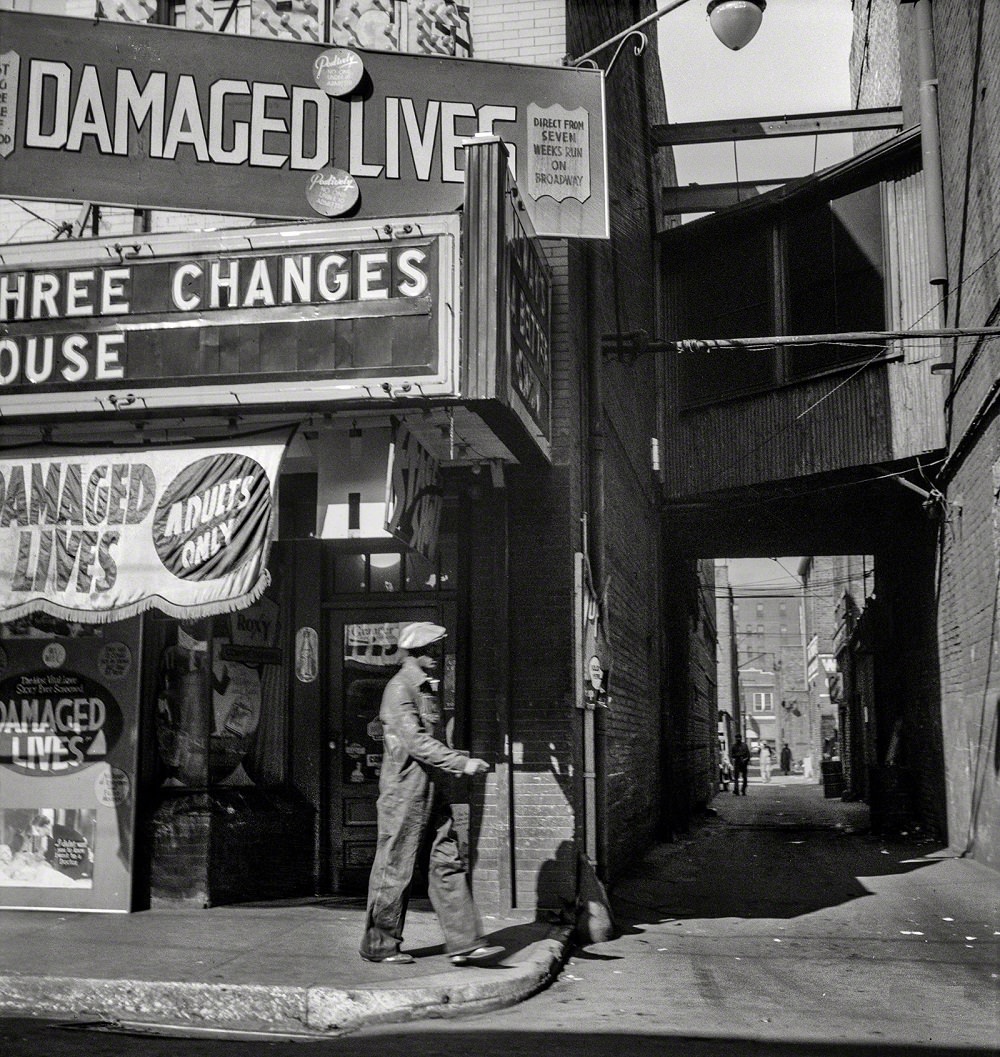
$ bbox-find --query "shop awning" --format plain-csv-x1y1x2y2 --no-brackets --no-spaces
0,428,293,625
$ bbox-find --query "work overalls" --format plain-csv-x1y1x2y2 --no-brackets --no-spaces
359,657,483,961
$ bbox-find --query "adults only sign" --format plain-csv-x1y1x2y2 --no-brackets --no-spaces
0,12,608,239
0,431,290,624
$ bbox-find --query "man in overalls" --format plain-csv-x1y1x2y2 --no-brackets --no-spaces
360,622,502,965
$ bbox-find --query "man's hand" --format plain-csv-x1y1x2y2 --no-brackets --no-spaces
463,757,490,775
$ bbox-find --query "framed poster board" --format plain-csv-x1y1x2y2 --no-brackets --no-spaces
0,615,142,912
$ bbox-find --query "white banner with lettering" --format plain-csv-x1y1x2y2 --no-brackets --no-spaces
0,429,292,624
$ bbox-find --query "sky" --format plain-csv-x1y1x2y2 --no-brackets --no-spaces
657,0,855,189
723,557,804,590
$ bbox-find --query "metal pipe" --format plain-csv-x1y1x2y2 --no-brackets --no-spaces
913,0,948,285
667,326,1000,350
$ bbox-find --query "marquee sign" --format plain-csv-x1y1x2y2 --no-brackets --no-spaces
0,12,608,239
0,216,459,415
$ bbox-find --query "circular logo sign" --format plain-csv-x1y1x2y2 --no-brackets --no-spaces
0,669,123,775
98,641,133,681
153,453,272,582
96,766,132,807
42,643,66,669
588,655,604,689
313,47,365,96
306,168,360,218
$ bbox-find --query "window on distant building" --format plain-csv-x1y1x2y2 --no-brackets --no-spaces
756,603,765,617
752,692,774,712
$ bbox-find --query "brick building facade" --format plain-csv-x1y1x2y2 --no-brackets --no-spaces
850,0,1000,867
0,0,707,915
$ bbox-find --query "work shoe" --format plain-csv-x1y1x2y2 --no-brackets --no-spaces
449,944,504,965
361,952,415,964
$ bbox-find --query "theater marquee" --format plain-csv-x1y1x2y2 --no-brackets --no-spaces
0,12,608,240
0,217,460,416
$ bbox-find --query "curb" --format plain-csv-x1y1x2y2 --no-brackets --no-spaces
0,927,572,1038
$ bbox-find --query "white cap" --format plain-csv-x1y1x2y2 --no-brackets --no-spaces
398,622,446,650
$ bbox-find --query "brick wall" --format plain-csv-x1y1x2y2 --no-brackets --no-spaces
463,1,675,899
926,1,1000,866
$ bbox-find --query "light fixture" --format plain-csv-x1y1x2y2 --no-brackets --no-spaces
349,420,363,462
707,0,765,51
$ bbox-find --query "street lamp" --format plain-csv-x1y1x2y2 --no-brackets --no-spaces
569,0,766,68
707,0,766,51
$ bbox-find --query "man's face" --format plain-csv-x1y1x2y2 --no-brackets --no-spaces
411,641,443,672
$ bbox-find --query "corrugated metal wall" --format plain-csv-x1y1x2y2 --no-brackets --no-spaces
884,165,948,456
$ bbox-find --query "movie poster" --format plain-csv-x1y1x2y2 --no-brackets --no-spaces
0,614,142,911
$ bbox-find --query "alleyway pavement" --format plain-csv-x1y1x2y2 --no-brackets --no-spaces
587,776,999,1052
0,776,997,1048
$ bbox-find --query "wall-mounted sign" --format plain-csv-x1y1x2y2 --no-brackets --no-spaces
0,616,142,912
0,430,291,624
505,186,552,441
384,419,442,561
461,136,553,459
0,216,459,416
0,12,608,239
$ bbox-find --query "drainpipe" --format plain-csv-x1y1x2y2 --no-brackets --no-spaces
586,244,608,878
912,0,948,285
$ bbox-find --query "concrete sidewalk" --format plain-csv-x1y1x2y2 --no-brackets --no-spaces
0,894,571,1038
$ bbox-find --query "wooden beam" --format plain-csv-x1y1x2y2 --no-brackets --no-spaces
661,180,796,215
651,107,905,147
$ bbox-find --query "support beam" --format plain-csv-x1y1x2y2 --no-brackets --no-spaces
651,107,904,147
661,179,795,215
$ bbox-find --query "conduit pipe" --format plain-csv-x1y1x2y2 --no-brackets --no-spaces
912,0,948,285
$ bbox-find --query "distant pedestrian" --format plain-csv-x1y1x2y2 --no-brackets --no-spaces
360,622,503,966
759,742,773,783
781,742,792,775
730,735,750,796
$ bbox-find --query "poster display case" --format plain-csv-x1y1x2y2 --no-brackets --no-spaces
0,615,142,911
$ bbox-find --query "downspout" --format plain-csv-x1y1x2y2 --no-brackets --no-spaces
586,244,608,878
912,0,947,285
728,585,741,737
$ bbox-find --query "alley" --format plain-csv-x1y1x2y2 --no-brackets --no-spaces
3,778,996,1056
350,780,998,1055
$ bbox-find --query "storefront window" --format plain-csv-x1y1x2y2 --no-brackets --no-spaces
405,551,437,591
369,553,402,593
328,545,454,595
150,593,287,790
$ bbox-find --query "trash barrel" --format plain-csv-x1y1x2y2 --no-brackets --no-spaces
821,759,844,798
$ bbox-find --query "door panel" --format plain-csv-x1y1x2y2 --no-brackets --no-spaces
325,609,441,893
